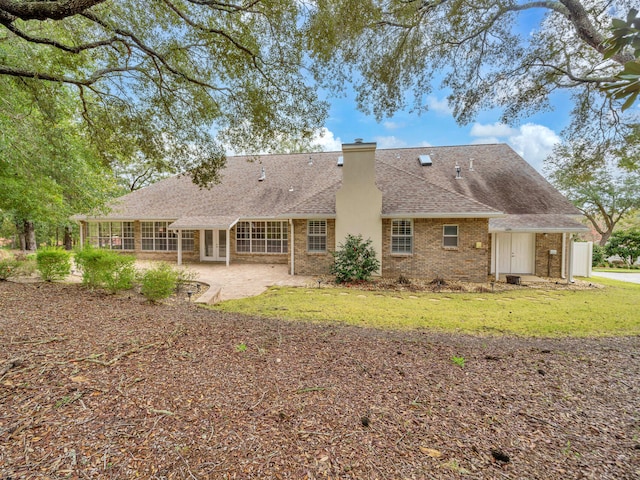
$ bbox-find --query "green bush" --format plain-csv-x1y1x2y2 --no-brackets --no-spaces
36,247,72,281
74,247,136,292
175,267,200,293
331,234,380,284
605,228,640,266
139,262,179,302
0,257,19,280
592,244,606,267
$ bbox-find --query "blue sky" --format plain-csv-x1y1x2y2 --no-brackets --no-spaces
312,83,574,177
309,8,574,176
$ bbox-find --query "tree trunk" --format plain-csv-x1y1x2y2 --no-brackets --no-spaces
64,226,73,250
25,220,36,251
599,230,612,246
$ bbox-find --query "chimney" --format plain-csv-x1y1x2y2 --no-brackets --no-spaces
335,140,382,274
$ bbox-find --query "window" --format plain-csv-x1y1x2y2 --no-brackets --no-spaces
236,221,288,254
307,220,327,253
86,222,134,250
391,219,413,254
141,221,194,251
443,225,459,247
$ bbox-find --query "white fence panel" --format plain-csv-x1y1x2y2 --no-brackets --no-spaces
572,241,593,277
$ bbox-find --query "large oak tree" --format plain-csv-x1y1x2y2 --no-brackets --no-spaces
305,0,639,155
0,0,328,187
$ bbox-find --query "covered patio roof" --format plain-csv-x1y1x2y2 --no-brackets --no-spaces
168,216,240,230
489,214,589,233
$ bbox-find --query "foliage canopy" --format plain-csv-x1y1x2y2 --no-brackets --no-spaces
305,0,639,156
0,0,328,187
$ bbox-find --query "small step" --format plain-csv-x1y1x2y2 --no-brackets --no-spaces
195,284,222,304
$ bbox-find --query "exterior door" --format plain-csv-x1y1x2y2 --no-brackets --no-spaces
496,233,535,274
202,229,227,261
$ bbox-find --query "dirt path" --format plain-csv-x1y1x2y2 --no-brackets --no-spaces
1,281,638,479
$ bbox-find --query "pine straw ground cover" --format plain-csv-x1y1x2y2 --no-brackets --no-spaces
0,282,639,479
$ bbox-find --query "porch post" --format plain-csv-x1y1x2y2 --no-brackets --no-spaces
177,229,183,266
561,233,566,279
495,234,500,282
567,234,574,284
226,228,230,267
78,222,84,249
290,219,295,276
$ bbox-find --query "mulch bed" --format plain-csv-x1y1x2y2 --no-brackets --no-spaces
0,281,638,479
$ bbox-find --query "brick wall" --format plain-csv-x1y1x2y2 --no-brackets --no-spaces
534,233,564,278
381,218,489,282
291,219,336,275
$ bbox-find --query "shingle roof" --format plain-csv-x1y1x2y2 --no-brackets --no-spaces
81,144,581,227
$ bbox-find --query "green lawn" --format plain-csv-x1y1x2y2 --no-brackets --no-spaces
212,277,640,337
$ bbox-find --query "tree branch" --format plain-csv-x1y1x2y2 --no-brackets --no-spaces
81,11,228,92
0,13,121,54
0,0,105,21
0,63,134,85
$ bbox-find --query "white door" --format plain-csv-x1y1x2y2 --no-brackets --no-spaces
495,233,535,274
202,229,227,261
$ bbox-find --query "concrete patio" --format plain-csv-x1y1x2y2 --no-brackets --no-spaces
136,262,315,304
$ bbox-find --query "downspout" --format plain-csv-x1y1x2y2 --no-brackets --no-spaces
226,229,230,267
177,229,183,266
561,233,566,279
289,219,295,276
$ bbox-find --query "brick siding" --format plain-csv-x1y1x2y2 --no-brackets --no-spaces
291,219,336,275
381,218,489,282
534,233,564,278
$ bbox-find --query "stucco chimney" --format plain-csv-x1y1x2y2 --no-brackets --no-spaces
335,140,382,274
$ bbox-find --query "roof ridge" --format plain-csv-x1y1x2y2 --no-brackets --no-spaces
377,160,502,213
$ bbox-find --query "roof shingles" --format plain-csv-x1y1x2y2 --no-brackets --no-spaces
84,144,583,230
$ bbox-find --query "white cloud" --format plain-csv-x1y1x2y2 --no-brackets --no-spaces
312,127,343,151
383,121,402,130
373,136,408,149
470,122,516,138
427,95,453,115
508,124,560,171
470,122,560,172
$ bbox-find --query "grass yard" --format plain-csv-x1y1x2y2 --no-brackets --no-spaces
213,277,640,337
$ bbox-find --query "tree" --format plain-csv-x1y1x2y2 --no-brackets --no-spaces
0,0,328,187
601,8,640,110
0,73,116,249
548,141,640,245
305,0,639,159
605,228,640,265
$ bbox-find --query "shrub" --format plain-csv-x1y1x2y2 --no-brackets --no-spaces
591,244,606,267
101,255,136,293
331,234,380,284
36,247,72,281
139,262,179,302
0,257,19,280
175,267,200,293
605,228,640,266
74,247,136,292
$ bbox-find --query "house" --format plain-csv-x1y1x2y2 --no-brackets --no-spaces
74,140,588,282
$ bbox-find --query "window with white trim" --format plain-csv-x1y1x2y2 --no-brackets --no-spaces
86,222,134,250
307,220,327,252
236,221,288,254
443,225,459,247
391,219,413,254
141,221,194,251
